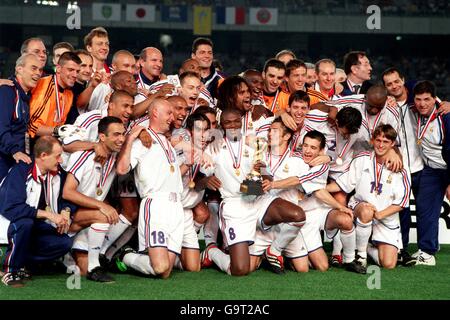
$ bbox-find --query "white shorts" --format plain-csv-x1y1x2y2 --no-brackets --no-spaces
138,193,184,254
111,173,138,198
372,219,402,250
302,206,337,253
182,208,200,250
219,194,276,248
249,223,308,258
71,228,89,252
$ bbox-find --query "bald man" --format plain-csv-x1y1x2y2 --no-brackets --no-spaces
116,98,184,279
179,58,202,76
312,84,403,168
138,47,164,89
88,50,136,112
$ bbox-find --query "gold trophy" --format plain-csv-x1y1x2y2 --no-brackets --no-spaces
240,137,267,196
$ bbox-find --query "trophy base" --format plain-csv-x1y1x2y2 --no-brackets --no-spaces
240,180,264,196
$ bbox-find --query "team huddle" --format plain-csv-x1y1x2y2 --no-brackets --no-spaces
0,26,449,287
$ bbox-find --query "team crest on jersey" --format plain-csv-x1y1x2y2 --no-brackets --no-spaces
243,150,249,157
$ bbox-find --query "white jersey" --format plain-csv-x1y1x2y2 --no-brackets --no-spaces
301,109,358,175
241,111,273,139
61,109,108,170
266,148,329,212
66,150,117,202
200,138,256,200
397,102,424,174
129,128,183,198
325,94,401,152
413,107,447,170
336,151,410,227
87,82,111,112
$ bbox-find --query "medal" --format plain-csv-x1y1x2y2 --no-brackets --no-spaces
96,187,103,196
97,153,116,198
417,107,437,146
334,128,351,166
270,148,290,175
188,180,195,189
148,128,176,174
372,158,384,195
45,205,52,212
387,174,392,184
269,90,280,113
224,137,243,178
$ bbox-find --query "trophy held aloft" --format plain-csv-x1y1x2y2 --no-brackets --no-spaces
240,137,267,196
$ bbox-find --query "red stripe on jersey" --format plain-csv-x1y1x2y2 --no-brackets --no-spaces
68,151,94,175
298,164,329,184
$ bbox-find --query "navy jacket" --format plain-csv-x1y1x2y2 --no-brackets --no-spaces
0,162,76,223
0,77,31,180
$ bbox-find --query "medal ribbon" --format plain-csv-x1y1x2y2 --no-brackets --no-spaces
270,90,280,113
373,158,384,194
40,173,52,208
148,128,175,166
364,109,382,137
270,147,290,174
224,137,243,170
190,163,200,182
54,75,64,124
335,128,351,161
417,107,437,141
97,153,116,190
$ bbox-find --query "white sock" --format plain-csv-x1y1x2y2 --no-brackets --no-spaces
105,225,137,260
88,223,110,272
123,252,156,275
332,232,343,256
209,247,231,275
271,223,301,256
367,243,380,266
194,221,203,234
204,202,219,245
174,256,184,270
356,218,372,259
100,215,132,255
340,227,356,263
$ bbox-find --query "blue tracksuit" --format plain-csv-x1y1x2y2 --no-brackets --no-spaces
0,77,31,181
0,161,74,273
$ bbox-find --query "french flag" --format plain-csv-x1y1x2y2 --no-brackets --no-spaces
216,6,245,25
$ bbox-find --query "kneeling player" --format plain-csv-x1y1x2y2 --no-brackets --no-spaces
199,109,306,276
327,124,410,270
262,124,354,272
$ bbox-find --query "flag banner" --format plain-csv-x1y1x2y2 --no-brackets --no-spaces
92,3,121,21
126,4,156,22
249,7,278,26
193,6,212,36
216,6,245,25
161,5,188,23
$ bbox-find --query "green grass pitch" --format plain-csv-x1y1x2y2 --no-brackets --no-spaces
0,243,449,300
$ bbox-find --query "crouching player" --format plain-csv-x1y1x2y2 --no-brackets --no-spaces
327,124,410,270
262,124,354,272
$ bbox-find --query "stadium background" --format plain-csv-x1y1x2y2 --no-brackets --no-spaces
0,0,449,300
